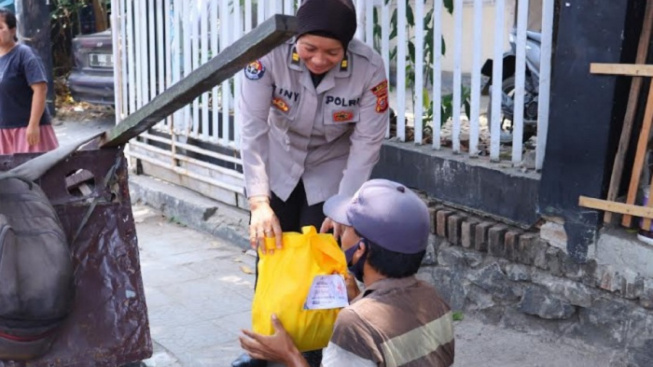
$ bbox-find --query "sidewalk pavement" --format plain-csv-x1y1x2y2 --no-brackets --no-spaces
134,204,256,367
53,117,615,367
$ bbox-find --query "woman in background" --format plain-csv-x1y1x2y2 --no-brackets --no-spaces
0,9,58,155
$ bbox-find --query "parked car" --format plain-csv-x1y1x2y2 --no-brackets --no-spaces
68,29,115,106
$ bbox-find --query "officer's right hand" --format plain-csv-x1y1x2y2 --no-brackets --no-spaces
249,196,282,254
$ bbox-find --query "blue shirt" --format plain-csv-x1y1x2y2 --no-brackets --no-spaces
0,44,51,129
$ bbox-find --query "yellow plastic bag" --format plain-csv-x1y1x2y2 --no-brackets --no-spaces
252,226,347,352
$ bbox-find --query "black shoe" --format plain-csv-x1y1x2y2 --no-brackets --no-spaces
231,353,267,367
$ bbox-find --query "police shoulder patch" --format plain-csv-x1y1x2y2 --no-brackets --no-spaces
244,60,266,80
371,79,389,113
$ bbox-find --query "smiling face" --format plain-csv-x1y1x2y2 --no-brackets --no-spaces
296,34,345,75
0,15,16,48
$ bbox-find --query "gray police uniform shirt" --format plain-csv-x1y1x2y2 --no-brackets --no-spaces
239,39,389,205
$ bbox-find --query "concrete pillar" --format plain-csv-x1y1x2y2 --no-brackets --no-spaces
538,0,646,262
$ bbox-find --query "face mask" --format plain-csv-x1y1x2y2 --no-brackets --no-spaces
344,240,368,283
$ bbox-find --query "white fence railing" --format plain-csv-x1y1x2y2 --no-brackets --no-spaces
112,0,555,191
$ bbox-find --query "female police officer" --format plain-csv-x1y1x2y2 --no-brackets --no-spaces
233,0,388,366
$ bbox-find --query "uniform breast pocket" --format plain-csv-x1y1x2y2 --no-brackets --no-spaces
269,96,298,133
323,107,360,142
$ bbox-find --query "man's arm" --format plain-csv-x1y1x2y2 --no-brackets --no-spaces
322,308,380,366
322,342,377,367
239,314,310,367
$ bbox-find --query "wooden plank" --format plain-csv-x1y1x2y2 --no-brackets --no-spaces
580,196,653,220
590,63,653,77
100,14,297,148
623,80,653,227
605,0,653,223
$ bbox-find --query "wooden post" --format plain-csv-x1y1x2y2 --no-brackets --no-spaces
604,0,653,224
579,195,653,220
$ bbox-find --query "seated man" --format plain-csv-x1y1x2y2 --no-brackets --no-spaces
239,179,455,367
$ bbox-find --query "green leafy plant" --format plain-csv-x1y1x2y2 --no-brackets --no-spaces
452,310,464,321
373,0,470,128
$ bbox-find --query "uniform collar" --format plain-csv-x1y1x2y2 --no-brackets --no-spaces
288,45,353,93
356,276,420,300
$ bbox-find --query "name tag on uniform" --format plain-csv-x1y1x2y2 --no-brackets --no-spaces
272,97,290,113
332,110,355,123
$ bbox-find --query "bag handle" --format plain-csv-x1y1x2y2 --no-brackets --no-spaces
260,226,346,274
306,227,347,275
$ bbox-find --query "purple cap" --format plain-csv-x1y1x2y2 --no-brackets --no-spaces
323,179,430,254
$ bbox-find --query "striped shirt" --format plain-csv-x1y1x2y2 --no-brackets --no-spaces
323,276,454,367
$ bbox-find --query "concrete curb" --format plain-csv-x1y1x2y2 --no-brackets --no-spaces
128,174,250,251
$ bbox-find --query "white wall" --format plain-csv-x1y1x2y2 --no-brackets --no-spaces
439,1,516,73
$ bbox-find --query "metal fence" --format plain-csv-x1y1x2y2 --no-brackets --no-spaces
112,0,555,204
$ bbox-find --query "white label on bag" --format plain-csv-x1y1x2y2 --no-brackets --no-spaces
304,275,349,310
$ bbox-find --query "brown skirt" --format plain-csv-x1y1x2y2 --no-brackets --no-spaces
0,125,59,155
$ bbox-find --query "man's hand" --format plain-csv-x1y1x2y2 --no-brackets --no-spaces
25,124,40,146
249,196,282,254
239,314,309,367
320,217,343,240
345,272,361,301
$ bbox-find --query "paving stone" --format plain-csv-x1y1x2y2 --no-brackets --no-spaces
436,210,453,238
488,225,508,258
505,264,531,282
580,259,599,288
474,222,494,252
545,247,563,277
533,239,549,270
438,246,466,267
463,249,485,268
504,230,521,261
561,255,583,281
447,214,465,246
516,233,538,265
518,286,576,320
468,263,521,302
532,272,594,308
155,321,237,366
622,271,643,300
461,220,477,249
422,240,437,266
640,278,653,310
599,266,622,293
464,283,495,310
432,266,467,310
